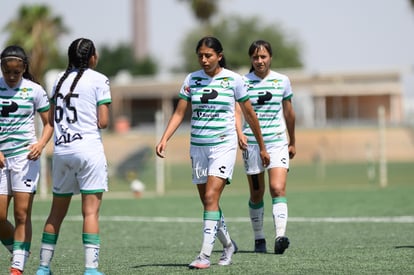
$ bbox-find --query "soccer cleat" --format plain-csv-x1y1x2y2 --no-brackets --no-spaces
274,236,290,254
36,265,53,275
10,268,23,275
218,239,238,266
84,268,104,275
188,255,211,269
254,238,267,253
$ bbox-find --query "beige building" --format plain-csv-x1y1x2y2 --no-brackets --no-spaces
110,69,403,131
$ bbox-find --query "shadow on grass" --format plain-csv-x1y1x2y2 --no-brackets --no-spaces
131,250,263,269
395,245,414,249
132,263,188,268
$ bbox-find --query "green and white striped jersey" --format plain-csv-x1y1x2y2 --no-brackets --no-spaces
0,78,50,157
243,70,293,145
179,68,249,146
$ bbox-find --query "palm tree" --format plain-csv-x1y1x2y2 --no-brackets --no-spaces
180,0,218,25
4,4,68,85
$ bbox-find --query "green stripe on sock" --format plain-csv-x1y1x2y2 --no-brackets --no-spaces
272,197,287,204
42,232,58,244
1,238,14,246
82,233,100,245
13,241,30,251
203,211,220,221
249,200,264,209
219,208,222,218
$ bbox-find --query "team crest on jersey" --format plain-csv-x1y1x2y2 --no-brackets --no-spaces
271,79,281,88
220,78,230,88
20,88,29,99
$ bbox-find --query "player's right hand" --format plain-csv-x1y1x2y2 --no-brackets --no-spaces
155,142,166,158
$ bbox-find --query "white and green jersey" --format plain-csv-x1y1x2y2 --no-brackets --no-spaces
51,69,111,154
179,68,249,146
243,70,293,145
0,78,50,158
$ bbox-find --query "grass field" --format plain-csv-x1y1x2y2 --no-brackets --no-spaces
1,162,414,274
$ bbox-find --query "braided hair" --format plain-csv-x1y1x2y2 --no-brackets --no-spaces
53,38,96,103
0,45,37,83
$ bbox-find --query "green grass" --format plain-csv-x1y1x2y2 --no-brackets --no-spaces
2,162,414,274
114,160,414,194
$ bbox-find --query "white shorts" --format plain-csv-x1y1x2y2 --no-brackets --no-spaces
190,141,237,184
52,151,108,195
242,143,289,175
0,154,39,195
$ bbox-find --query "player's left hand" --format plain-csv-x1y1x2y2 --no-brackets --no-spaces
288,145,296,159
238,135,248,150
260,150,270,167
27,143,42,160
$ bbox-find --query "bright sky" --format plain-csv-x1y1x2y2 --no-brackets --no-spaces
2,0,414,74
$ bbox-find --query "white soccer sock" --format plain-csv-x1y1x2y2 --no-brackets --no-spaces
217,212,231,247
84,244,100,269
11,250,30,271
200,219,218,258
39,243,56,267
249,201,265,240
272,201,288,237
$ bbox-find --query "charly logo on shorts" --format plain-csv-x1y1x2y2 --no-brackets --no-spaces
219,166,226,174
24,179,32,187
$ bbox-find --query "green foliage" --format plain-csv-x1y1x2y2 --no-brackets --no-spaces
179,0,218,23
3,4,68,85
96,44,157,77
45,51,67,71
179,15,303,73
190,0,218,22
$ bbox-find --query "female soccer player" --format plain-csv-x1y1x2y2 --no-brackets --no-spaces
156,36,270,269
237,40,296,254
36,38,111,275
0,45,53,275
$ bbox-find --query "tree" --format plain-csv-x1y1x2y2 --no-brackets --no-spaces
178,15,303,72
3,4,68,85
96,44,157,78
180,0,218,24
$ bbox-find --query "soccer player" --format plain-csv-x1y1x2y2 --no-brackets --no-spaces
36,38,111,275
156,36,270,269
0,45,53,275
236,40,296,254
